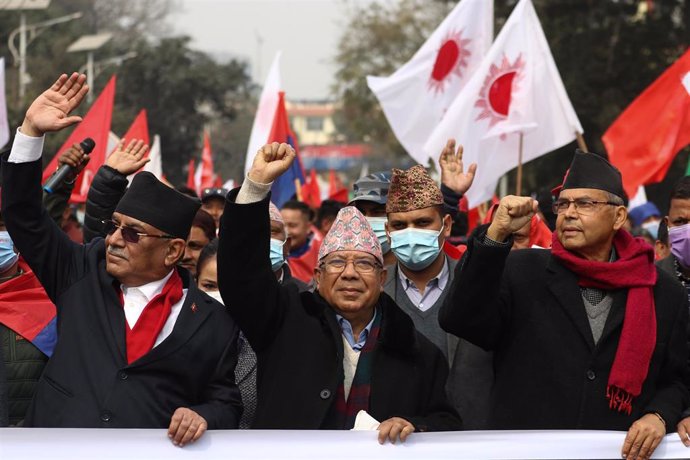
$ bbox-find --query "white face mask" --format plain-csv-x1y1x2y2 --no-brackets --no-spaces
205,290,224,306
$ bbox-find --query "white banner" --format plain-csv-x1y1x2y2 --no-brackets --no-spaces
0,429,688,459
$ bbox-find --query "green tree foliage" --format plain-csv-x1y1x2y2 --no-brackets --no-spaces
334,0,689,208
0,0,253,185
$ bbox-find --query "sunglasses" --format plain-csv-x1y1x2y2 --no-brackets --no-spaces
102,219,175,244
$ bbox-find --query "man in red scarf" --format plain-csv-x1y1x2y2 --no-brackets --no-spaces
1,73,242,446
440,150,688,460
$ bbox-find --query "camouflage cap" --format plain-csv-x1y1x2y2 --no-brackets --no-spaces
347,171,392,206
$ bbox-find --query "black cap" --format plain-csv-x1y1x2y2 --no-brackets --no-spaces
560,150,626,200
115,172,201,240
201,187,228,202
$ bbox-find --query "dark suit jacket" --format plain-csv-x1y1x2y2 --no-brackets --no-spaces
217,189,461,431
1,157,242,429
440,229,689,431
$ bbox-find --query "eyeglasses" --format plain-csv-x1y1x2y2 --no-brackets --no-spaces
320,258,381,275
552,199,619,216
102,220,175,244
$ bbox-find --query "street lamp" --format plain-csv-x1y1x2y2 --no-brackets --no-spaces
66,33,112,103
4,1,83,101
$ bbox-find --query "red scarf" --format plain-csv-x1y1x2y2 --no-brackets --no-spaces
0,258,56,354
551,230,657,415
122,270,183,364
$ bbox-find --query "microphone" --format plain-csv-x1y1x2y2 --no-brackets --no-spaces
43,138,96,193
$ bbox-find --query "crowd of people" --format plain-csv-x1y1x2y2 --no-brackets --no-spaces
0,72,689,460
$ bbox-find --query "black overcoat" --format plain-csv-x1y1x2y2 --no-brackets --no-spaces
1,156,242,429
217,190,461,431
439,230,689,431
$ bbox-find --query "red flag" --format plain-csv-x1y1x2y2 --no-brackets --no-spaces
118,109,150,175
603,48,690,197
198,131,215,192
121,109,150,147
42,76,116,203
302,168,321,208
186,158,196,192
328,169,348,203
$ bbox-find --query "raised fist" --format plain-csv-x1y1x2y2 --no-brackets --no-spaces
248,142,296,184
487,195,538,242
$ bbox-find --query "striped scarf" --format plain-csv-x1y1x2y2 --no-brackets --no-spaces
333,310,381,429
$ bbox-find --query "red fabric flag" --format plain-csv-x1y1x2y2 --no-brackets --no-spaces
186,158,196,192
199,131,215,192
118,109,150,176
302,168,321,208
121,109,150,147
328,169,349,203
603,48,690,197
42,76,116,203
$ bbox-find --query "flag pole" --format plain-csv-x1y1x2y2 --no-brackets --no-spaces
575,132,588,152
294,178,303,201
516,132,524,195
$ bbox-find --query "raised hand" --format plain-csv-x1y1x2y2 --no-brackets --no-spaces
22,73,89,137
487,195,538,242
57,142,91,181
248,142,296,184
106,139,150,175
439,138,477,196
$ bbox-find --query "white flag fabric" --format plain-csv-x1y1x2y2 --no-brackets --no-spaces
0,58,10,149
244,51,282,176
143,134,162,179
424,0,583,207
367,0,493,165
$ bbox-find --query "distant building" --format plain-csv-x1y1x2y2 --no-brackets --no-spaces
287,100,368,172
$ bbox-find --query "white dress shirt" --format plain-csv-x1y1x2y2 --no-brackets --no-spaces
121,270,188,347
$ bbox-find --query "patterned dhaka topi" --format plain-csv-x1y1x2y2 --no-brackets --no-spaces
318,206,383,265
386,164,443,213
269,201,284,224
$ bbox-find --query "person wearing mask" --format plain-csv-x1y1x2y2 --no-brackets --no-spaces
218,142,461,442
655,176,690,445
347,172,396,266
441,150,688,460
1,73,242,446
629,202,662,241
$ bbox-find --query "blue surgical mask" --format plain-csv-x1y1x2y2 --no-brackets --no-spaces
389,225,444,271
0,231,18,273
366,216,390,254
270,238,286,271
641,220,660,240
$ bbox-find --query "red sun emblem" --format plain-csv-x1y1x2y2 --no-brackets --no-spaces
428,29,471,94
474,54,525,128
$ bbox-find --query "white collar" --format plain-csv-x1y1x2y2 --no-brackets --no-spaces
122,270,175,301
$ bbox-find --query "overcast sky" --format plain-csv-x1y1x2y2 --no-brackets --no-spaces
170,0,378,100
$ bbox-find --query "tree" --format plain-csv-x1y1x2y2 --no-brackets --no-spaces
113,36,252,185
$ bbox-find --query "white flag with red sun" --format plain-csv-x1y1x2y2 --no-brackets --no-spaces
366,0,493,165
424,0,583,207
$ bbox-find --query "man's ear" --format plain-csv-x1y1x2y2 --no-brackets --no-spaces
166,239,187,267
613,206,628,231
283,236,291,257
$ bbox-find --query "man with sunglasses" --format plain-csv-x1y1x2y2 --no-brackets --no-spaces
440,150,689,460
218,142,461,444
0,73,242,446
